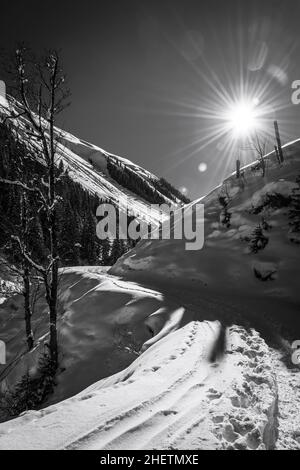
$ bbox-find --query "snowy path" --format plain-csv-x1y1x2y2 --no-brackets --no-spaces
0,321,278,450
65,321,216,451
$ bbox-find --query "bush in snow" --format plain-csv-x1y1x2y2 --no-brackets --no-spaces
253,262,277,281
0,354,56,420
113,327,142,357
0,279,21,297
261,216,272,232
252,193,292,215
289,176,300,238
249,225,269,254
218,194,231,228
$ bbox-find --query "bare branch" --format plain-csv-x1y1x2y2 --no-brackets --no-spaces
0,177,47,206
11,235,46,274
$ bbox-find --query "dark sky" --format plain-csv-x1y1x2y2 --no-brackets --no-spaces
1,0,300,199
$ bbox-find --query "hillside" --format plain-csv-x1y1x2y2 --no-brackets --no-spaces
2,96,189,222
111,139,300,342
0,140,299,450
0,97,189,271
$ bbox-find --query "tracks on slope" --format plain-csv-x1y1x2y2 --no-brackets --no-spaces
65,321,219,450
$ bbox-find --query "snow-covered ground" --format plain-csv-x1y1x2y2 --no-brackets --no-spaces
0,320,292,450
0,129,299,449
0,258,21,305
0,267,163,403
0,264,299,450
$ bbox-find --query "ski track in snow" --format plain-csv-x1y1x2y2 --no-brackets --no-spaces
65,322,212,451
67,324,277,451
0,321,282,450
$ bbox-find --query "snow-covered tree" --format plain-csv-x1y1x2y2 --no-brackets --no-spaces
110,238,125,265
244,132,268,177
289,176,300,234
218,191,231,228
249,225,269,254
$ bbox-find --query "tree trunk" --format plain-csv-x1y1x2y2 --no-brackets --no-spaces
274,120,284,163
48,85,59,370
23,265,34,351
49,260,58,368
236,159,241,179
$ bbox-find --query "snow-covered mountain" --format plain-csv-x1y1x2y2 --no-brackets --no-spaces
0,138,299,450
1,96,189,224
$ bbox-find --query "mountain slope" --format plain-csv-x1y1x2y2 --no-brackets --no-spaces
1,97,189,224
111,139,300,340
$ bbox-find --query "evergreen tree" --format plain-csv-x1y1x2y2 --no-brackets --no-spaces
81,211,98,265
249,225,269,253
289,176,300,233
109,238,124,265
99,238,111,266
219,195,231,228
58,201,81,266
27,215,48,263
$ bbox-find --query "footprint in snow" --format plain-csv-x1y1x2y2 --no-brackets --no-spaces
212,414,225,424
161,410,178,417
207,388,223,400
79,393,96,401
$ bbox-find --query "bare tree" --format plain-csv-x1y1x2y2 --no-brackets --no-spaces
245,132,268,177
0,47,70,371
19,191,34,350
0,122,43,351
218,182,232,228
0,246,40,352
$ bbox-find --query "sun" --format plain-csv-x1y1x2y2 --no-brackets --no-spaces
226,99,259,137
